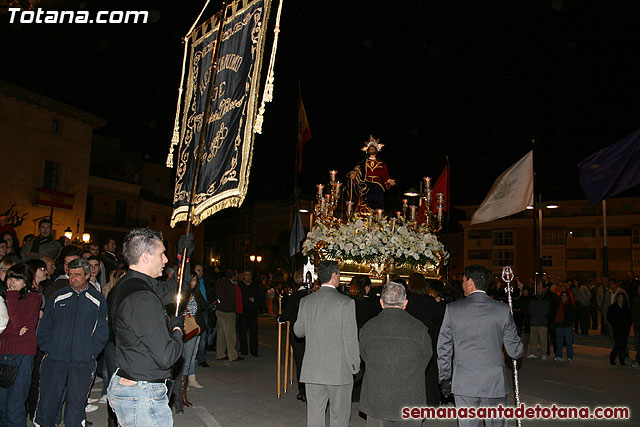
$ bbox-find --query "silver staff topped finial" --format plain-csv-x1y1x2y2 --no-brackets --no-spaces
501,265,523,427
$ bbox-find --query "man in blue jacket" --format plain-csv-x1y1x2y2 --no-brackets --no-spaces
35,258,109,427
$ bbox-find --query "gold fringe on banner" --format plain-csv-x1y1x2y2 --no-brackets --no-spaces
253,0,284,134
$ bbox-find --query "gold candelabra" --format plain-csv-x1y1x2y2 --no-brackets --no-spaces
314,171,343,226
419,176,444,233
312,170,445,233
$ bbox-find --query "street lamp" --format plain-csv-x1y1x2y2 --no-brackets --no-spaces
82,232,91,243
64,227,73,240
256,255,262,263
249,255,256,262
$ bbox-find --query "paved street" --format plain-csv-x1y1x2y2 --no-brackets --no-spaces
61,318,639,426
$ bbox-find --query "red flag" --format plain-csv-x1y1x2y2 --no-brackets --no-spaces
297,91,311,173
431,164,448,213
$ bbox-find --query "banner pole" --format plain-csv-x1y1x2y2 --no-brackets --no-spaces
284,321,290,393
289,344,294,385
175,2,228,317
277,321,282,398
277,295,283,398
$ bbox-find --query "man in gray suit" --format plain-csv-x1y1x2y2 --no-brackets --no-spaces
437,264,523,427
360,282,431,426
294,260,360,427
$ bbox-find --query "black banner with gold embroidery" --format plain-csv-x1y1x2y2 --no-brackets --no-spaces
170,0,270,227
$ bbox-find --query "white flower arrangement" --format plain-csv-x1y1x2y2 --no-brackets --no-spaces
302,216,448,269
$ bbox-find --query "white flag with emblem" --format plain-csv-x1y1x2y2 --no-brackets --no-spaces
471,151,534,225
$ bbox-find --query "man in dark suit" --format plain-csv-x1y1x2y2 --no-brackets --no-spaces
360,282,431,426
100,238,121,279
238,270,263,357
279,270,310,402
294,261,360,427
437,264,523,427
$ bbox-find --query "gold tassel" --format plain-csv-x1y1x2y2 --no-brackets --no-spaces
253,0,283,134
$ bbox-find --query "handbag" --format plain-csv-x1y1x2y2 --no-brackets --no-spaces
183,313,201,342
0,364,18,388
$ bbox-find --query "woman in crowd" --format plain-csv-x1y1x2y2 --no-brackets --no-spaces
25,259,48,293
607,293,632,365
24,259,47,421
182,276,206,402
554,291,576,362
0,264,41,427
0,255,19,287
1,231,20,259
0,240,7,262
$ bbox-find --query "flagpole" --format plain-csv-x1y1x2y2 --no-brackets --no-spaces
602,200,609,277
175,2,228,317
446,156,451,232
291,86,302,277
531,139,539,295
445,156,451,286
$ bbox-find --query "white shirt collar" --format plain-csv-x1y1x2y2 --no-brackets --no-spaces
470,290,486,295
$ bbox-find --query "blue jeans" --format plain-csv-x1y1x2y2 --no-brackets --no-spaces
101,342,116,396
182,335,200,376
196,311,209,364
556,327,574,359
107,373,173,427
0,353,34,427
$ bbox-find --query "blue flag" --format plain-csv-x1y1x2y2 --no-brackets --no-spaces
578,128,640,204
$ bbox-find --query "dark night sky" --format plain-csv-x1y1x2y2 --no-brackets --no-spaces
3,0,640,214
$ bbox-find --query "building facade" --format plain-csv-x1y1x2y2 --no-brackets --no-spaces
459,197,640,282
0,80,105,242
86,136,203,260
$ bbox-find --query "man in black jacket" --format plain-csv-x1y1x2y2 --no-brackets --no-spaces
107,228,184,427
238,270,263,357
279,270,310,401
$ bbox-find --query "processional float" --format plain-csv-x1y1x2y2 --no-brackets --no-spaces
296,170,523,421
303,171,449,284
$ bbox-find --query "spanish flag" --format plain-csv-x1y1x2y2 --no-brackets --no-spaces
297,91,311,173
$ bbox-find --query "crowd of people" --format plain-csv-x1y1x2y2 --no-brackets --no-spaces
0,217,639,426
0,219,289,426
287,262,523,426
499,272,640,367
278,264,640,426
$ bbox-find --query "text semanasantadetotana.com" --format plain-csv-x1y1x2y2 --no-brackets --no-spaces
402,404,630,420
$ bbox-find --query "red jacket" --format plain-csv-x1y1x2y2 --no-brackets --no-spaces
0,291,41,355
235,283,243,314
